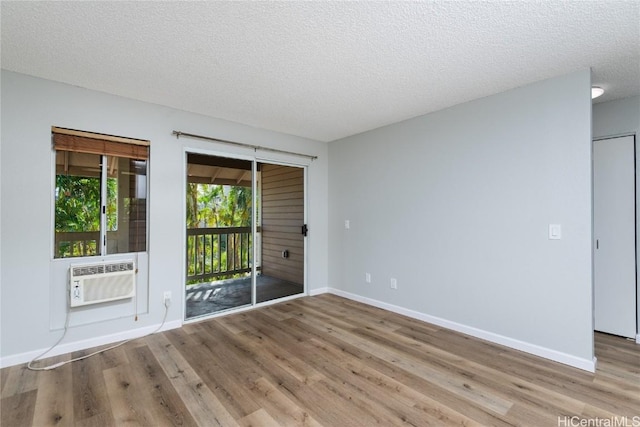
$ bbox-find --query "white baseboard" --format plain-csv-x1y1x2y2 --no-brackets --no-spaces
323,288,596,373
636,334,640,345
0,319,182,369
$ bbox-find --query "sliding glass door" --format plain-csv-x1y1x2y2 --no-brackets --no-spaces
185,153,306,320
256,162,305,303
185,154,254,319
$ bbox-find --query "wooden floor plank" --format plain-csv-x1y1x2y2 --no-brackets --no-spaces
497,348,640,417
300,337,482,427
288,295,403,334
239,321,430,425
354,324,589,419
144,333,239,427
124,344,199,426
1,295,638,426
214,311,257,335
0,363,10,394
70,350,116,425
0,389,37,426
267,313,516,426
1,364,39,399
102,362,159,426
259,304,295,322
396,321,638,416
238,408,281,427
287,307,515,415
238,328,326,385
197,318,318,402
165,325,262,420
31,354,73,427
246,377,322,426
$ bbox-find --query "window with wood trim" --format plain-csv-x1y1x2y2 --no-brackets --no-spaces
53,127,149,258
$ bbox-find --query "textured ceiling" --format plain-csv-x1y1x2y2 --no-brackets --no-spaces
1,1,639,142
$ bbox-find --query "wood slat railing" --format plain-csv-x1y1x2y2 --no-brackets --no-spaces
56,227,255,283
186,226,253,283
55,231,100,258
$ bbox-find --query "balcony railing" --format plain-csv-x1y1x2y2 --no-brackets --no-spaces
55,231,100,258
186,226,253,283
54,230,140,258
56,227,255,283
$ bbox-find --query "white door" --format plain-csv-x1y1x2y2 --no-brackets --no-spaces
593,135,636,338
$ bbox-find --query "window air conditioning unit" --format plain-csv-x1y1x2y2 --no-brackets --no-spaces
69,260,136,307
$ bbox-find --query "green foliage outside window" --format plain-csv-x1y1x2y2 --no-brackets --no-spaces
186,183,251,228
186,183,253,284
55,175,118,257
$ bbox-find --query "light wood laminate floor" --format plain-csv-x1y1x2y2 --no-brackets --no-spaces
2,294,639,426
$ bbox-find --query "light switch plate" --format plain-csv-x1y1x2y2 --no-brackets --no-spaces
549,224,562,240
344,220,350,229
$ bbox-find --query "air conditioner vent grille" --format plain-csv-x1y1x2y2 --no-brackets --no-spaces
72,262,134,277
105,262,134,273
72,265,105,276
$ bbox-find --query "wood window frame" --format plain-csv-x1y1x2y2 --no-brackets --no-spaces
53,126,150,258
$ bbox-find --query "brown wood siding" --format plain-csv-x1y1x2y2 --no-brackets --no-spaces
127,160,147,252
260,164,304,285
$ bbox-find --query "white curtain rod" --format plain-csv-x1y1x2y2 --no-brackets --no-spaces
172,130,318,160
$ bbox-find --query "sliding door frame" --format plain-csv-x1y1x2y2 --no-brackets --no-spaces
182,147,309,322
256,157,309,303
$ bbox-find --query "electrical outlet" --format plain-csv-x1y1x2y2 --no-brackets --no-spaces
390,278,398,289
365,273,371,283
163,291,171,305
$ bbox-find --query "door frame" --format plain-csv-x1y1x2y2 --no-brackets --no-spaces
181,147,309,322
592,133,638,341
256,157,309,304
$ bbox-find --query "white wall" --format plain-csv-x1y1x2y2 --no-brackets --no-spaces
328,70,594,369
593,95,640,340
0,70,329,366
593,96,640,140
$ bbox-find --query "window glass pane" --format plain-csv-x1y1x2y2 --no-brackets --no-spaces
107,176,118,232
54,151,101,258
185,154,253,319
106,156,147,254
